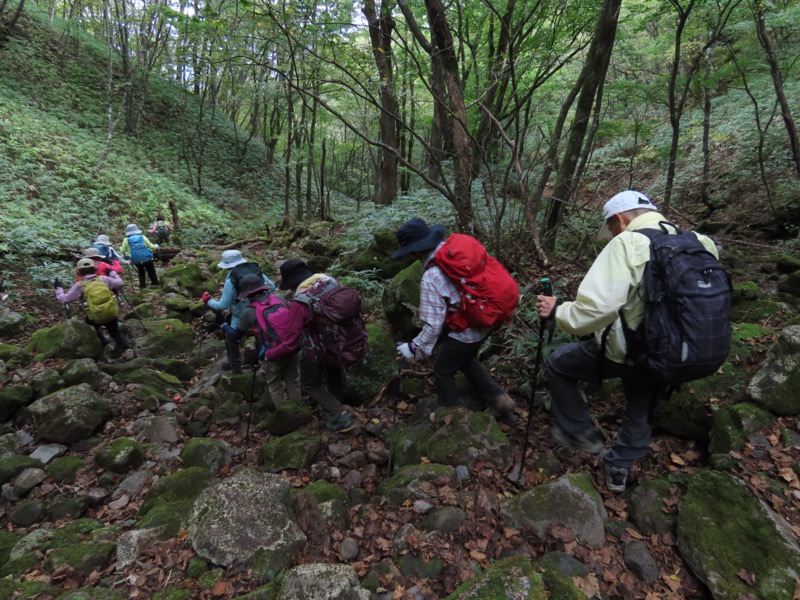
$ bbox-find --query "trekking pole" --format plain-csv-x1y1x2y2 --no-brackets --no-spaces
245,360,258,444
509,277,553,487
118,288,147,332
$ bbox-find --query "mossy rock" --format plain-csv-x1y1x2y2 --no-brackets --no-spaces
378,463,457,507
731,281,759,303
30,368,66,399
0,553,38,578
60,358,104,389
708,403,775,454
25,384,112,444
381,260,423,339
0,530,24,566
260,400,313,436
133,319,193,359
0,307,25,337
50,495,89,520
138,467,214,538
731,298,789,323
348,227,415,278
444,555,547,599
25,320,102,360
94,438,146,474
0,342,24,362
55,588,129,599
230,584,277,599
347,322,397,406
9,500,46,526
160,262,215,298
627,476,679,535
777,271,800,298
0,343,32,369
388,407,513,470
179,437,234,474
152,358,197,382
677,470,800,599
1,579,56,599
217,371,266,399
0,455,45,486
152,587,193,600
298,480,347,506
775,254,800,274
747,325,800,415
115,367,182,395
0,384,34,421
258,429,321,471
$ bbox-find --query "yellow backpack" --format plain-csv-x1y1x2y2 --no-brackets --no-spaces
80,278,118,324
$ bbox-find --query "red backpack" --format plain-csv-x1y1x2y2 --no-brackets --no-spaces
430,233,519,331
250,293,290,349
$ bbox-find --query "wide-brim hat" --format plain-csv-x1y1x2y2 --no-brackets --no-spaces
236,273,271,300
217,249,248,269
125,224,143,236
95,234,111,245
84,247,102,259
598,191,657,240
391,218,445,259
279,259,313,291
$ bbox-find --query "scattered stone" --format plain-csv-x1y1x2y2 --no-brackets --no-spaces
8,501,45,527
623,540,659,582
366,440,390,466
273,563,370,600
337,450,366,469
0,433,20,460
413,500,433,514
29,443,68,465
340,537,359,561
454,465,470,481
26,384,112,444
116,527,165,571
422,506,466,533
328,442,351,457
108,495,130,510
94,438,146,474
86,487,111,506
11,467,47,497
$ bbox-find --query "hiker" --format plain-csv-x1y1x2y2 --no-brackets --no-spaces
262,259,359,433
82,247,123,279
391,218,518,423
93,234,129,265
149,215,173,244
220,273,301,407
121,224,159,289
535,190,720,493
54,258,131,352
202,250,275,373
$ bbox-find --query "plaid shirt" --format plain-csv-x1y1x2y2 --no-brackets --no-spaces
412,244,490,356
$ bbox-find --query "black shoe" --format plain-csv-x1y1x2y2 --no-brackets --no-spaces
600,451,628,493
550,425,604,454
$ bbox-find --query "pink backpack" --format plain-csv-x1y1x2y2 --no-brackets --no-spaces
250,293,290,348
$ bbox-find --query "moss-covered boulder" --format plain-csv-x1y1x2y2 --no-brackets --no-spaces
160,262,215,299
747,325,800,415
163,293,203,323
47,455,85,484
179,438,234,474
273,563,371,600
677,470,800,599
44,542,115,577
26,384,111,444
55,588,129,599
258,429,321,471
25,320,102,360
114,367,183,405
152,358,197,382
30,368,66,399
349,228,415,278
60,358,104,389
347,323,397,406
709,403,775,454
388,406,513,470
655,323,774,440
299,480,347,506
0,306,25,337
0,343,30,367
133,319,193,359
138,467,214,539
501,472,607,548
776,253,800,274
0,384,34,421
94,438,146,474
261,399,313,436
627,476,679,535
0,530,24,568
378,463,458,507
381,260,423,339
777,271,800,297
185,469,306,581
0,433,20,459
0,455,44,485
444,555,547,599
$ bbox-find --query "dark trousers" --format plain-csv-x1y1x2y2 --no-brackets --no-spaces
88,317,130,350
301,359,345,420
546,339,663,471
433,337,502,407
133,260,159,288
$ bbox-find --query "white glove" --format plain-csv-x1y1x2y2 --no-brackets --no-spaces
397,342,417,360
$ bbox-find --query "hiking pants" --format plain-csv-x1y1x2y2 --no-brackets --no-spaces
133,260,159,288
88,317,130,350
433,337,502,408
265,352,301,407
546,339,662,471
301,359,345,420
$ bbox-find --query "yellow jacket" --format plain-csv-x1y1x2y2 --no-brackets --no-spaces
555,211,719,364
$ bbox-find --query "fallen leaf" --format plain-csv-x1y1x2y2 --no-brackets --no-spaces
211,580,232,596
738,569,756,586
670,453,685,466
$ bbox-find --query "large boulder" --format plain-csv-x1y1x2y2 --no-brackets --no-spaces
388,406,513,470
347,323,397,406
677,470,800,599
60,358,104,389
131,319,193,358
708,403,775,455
381,261,423,339
0,385,34,422
501,472,607,548
258,429,321,471
777,271,800,297
185,468,306,581
138,467,214,538
159,262,215,298
747,325,800,415
348,228,415,279
25,384,111,444
273,563,370,600
445,555,547,600
179,438,235,474
0,307,25,336
25,320,102,360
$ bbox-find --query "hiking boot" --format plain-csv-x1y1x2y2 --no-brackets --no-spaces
550,425,604,454
490,393,517,414
600,452,628,493
325,413,356,433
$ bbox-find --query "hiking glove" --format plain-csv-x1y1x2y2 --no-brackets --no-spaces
53,278,62,290
201,292,212,304
396,342,416,360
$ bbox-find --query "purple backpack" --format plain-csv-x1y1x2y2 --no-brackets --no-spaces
250,293,290,348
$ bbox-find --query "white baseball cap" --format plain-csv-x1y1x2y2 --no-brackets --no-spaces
598,190,657,239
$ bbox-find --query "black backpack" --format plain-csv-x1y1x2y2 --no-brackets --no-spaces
619,222,732,385
229,262,263,296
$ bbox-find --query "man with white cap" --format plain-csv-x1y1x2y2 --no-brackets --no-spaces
535,190,718,493
202,249,275,373
93,234,129,265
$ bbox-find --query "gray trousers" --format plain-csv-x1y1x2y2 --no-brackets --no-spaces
301,359,345,420
546,339,662,470
266,352,301,407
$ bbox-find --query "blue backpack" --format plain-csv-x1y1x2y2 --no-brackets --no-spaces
128,234,152,263
93,243,112,259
